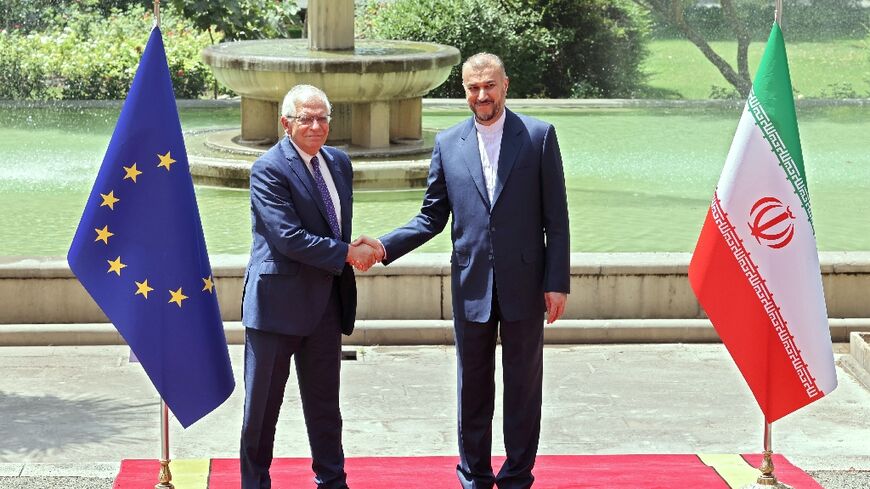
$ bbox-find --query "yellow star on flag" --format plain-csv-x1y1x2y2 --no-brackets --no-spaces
100,191,120,210
202,276,215,293
94,225,114,245
107,256,126,276
168,287,188,307
157,151,176,171
135,279,154,299
123,163,142,183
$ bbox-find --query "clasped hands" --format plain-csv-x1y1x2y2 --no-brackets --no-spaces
346,237,568,323
346,235,384,271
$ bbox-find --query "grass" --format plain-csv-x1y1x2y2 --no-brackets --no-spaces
642,38,870,99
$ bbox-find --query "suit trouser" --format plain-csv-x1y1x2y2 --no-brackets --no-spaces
455,291,545,489
240,285,347,489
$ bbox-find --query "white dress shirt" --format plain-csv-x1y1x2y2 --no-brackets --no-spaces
474,109,506,204
377,111,507,262
289,139,342,234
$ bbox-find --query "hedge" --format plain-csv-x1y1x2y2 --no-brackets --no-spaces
0,5,218,100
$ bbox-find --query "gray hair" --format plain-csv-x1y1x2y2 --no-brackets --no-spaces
281,85,332,117
462,52,507,78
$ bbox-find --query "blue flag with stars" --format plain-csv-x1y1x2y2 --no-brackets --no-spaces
68,27,234,428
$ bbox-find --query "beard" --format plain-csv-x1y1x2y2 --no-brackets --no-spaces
470,100,501,123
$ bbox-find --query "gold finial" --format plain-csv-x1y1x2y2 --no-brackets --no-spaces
153,0,161,29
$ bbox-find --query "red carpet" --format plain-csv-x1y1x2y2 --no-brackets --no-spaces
114,454,823,488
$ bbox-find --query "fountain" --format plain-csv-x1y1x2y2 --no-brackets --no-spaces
201,0,460,155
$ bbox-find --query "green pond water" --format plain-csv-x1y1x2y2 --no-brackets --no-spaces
1,103,868,256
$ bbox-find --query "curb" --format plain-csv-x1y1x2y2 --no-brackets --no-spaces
0,462,120,478
1,319,868,347
842,332,870,390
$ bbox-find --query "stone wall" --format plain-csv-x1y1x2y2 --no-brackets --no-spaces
2,252,870,325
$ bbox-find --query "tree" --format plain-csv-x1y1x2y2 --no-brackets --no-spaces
513,0,651,98
360,0,650,98
634,0,752,97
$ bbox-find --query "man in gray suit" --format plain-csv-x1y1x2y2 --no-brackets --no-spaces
240,84,378,489
358,53,570,489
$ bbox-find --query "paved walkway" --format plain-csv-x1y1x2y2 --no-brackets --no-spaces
1,343,869,488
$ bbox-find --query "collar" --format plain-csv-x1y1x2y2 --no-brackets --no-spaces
288,138,323,166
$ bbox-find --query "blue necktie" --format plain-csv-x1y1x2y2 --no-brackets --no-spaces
310,155,341,239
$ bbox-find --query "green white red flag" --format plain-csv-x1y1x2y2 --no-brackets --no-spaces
688,23,837,422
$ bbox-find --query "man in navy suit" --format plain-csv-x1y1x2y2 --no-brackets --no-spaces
358,53,570,488
240,84,378,489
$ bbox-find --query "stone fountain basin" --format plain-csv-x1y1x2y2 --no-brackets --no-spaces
202,39,460,102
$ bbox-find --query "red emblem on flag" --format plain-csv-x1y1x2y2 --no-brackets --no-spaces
748,196,795,249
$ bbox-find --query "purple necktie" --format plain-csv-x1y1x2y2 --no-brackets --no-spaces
310,155,341,239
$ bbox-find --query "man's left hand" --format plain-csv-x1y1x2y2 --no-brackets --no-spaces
544,292,567,324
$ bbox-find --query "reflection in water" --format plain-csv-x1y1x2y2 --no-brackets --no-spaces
1,104,868,255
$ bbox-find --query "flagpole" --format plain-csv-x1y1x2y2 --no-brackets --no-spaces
155,399,175,489
743,421,791,488
148,1,170,486
149,4,171,486
152,2,170,485
742,4,792,487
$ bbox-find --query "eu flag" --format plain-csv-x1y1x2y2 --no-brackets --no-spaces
68,27,234,428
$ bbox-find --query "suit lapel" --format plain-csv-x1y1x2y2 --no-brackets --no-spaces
280,138,331,227
491,109,523,208
460,119,491,210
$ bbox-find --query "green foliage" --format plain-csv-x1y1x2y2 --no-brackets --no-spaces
708,85,740,99
0,0,148,32
0,5,218,100
0,31,46,99
819,82,861,99
649,0,869,41
517,0,650,98
358,0,556,98
1,0,303,40
168,0,302,41
359,0,649,98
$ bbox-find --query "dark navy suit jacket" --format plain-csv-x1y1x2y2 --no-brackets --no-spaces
380,109,570,323
242,137,357,336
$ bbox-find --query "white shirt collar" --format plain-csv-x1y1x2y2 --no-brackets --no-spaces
288,138,322,166
474,108,507,135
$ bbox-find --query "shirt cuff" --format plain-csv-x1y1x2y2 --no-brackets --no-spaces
376,239,387,261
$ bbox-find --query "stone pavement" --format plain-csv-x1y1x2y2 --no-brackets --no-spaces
1,342,869,488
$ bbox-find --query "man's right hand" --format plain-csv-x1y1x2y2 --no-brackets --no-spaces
346,241,378,271
352,235,386,262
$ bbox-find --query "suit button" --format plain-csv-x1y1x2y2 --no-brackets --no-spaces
488,253,494,261
490,226,496,232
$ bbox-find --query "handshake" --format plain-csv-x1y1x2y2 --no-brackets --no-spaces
345,235,385,272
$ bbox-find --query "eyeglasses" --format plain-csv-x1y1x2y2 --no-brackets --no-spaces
291,115,331,126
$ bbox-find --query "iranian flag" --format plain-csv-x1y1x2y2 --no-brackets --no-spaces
689,23,837,423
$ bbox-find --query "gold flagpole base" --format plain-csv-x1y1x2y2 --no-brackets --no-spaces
155,458,174,489
744,478,794,488
742,450,793,489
